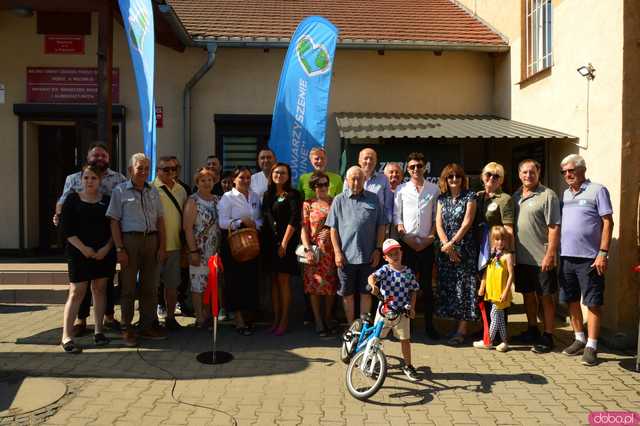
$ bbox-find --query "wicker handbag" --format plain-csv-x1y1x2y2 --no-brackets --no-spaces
228,227,260,262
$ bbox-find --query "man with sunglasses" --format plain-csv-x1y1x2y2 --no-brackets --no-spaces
394,152,440,340
512,159,561,354
558,154,613,366
153,156,188,330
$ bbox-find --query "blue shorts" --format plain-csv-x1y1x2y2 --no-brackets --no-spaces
559,257,605,307
337,263,373,296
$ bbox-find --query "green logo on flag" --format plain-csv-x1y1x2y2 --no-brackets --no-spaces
296,35,332,77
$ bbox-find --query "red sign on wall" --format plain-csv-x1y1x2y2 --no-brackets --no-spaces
44,35,85,54
26,67,119,103
156,106,163,128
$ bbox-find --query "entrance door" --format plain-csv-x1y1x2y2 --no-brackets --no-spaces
38,125,77,252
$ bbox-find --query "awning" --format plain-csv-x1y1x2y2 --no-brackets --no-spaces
335,113,578,142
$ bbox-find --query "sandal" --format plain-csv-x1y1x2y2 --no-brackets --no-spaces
447,334,465,346
318,328,328,338
61,340,82,354
94,333,110,346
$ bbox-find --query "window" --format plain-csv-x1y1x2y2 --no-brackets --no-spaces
214,115,271,172
523,0,552,79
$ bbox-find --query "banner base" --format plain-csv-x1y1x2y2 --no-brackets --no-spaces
196,351,234,365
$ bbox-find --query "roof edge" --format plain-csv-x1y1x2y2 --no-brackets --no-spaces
191,37,509,52
449,0,510,45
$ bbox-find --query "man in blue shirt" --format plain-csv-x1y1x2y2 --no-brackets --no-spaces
327,166,388,324
558,154,613,366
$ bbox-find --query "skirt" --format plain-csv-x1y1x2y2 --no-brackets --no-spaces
220,236,259,312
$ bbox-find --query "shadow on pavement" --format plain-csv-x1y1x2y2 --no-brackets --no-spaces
0,304,47,314
364,355,549,407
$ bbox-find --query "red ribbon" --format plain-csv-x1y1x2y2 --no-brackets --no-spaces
205,254,224,317
478,300,490,345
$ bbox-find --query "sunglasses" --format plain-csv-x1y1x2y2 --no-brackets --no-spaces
447,174,462,180
484,172,501,180
315,181,330,188
408,163,424,170
560,168,576,175
159,166,177,172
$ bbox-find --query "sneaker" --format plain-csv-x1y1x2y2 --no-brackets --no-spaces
122,330,137,347
425,327,441,341
165,317,182,330
496,342,509,352
531,333,554,354
139,326,168,340
104,318,121,331
402,365,420,382
581,347,598,366
473,340,494,349
61,340,82,354
157,305,167,320
174,303,183,316
94,333,110,346
512,327,540,344
562,340,586,356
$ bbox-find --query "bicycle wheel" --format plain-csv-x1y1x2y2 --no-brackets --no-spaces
340,319,362,364
345,349,387,400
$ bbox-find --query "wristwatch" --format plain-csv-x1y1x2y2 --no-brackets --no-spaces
597,249,608,259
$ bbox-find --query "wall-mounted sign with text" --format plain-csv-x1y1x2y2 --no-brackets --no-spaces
26,67,119,103
44,35,85,54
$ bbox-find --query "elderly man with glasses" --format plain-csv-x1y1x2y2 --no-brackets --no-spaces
558,154,613,366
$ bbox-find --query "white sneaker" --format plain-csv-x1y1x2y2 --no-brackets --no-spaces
496,342,509,352
473,339,493,349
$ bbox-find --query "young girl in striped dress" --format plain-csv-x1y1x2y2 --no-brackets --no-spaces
474,225,514,352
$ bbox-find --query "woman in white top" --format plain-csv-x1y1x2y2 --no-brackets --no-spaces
218,166,262,335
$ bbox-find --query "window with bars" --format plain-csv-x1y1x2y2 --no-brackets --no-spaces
523,0,553,79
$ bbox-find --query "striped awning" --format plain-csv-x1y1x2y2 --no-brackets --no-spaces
335,113,578,141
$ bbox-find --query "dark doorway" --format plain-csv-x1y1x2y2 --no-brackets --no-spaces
214,115,272,172
38,125,77,253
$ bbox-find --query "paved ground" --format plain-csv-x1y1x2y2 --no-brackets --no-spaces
0,303,639,425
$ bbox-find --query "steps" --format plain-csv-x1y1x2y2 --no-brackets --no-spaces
0,264,69,304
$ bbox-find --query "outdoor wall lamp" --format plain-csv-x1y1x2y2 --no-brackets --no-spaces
577,63,596,80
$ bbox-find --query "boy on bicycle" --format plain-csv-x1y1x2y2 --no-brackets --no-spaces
368,238,420,381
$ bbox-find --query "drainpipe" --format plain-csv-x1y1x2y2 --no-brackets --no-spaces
183,42,217,182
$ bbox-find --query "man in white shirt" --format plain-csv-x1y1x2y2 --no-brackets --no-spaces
394,152,440,340
250,148,276,201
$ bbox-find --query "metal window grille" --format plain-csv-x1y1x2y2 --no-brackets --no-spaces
525,0,553,77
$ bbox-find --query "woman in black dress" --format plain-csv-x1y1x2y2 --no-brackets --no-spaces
262,163,301,335
60,164,115,353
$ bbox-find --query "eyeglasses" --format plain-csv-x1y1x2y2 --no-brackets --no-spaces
407,163,424,171
447,174,462,180
484,172,501,180
159,166,177,172
315,181,329,188
560,168,576,175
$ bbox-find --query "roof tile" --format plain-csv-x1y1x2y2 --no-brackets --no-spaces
167,0,507,47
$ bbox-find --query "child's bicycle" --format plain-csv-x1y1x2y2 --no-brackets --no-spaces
340,287,412,400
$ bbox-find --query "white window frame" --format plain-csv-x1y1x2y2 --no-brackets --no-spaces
524,0,553,78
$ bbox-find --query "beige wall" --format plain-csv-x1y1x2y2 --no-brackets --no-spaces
457,0,637,338
190,48,495,171
0,11,202,249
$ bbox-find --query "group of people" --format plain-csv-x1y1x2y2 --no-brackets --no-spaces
54,142,613,370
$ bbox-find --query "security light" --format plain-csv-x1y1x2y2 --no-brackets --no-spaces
577,63,595,80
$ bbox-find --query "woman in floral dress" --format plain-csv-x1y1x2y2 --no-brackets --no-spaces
300,171,337,336
183,168,220,327
435,163,478,345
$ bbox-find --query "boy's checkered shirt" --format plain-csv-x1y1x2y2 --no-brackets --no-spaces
373,264,419,310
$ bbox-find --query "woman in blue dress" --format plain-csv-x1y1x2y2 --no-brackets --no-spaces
435,163,478,345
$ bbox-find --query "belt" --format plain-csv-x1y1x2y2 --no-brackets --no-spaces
124,231,157,236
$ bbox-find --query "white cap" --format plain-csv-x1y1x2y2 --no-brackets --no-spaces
382,238,401,255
